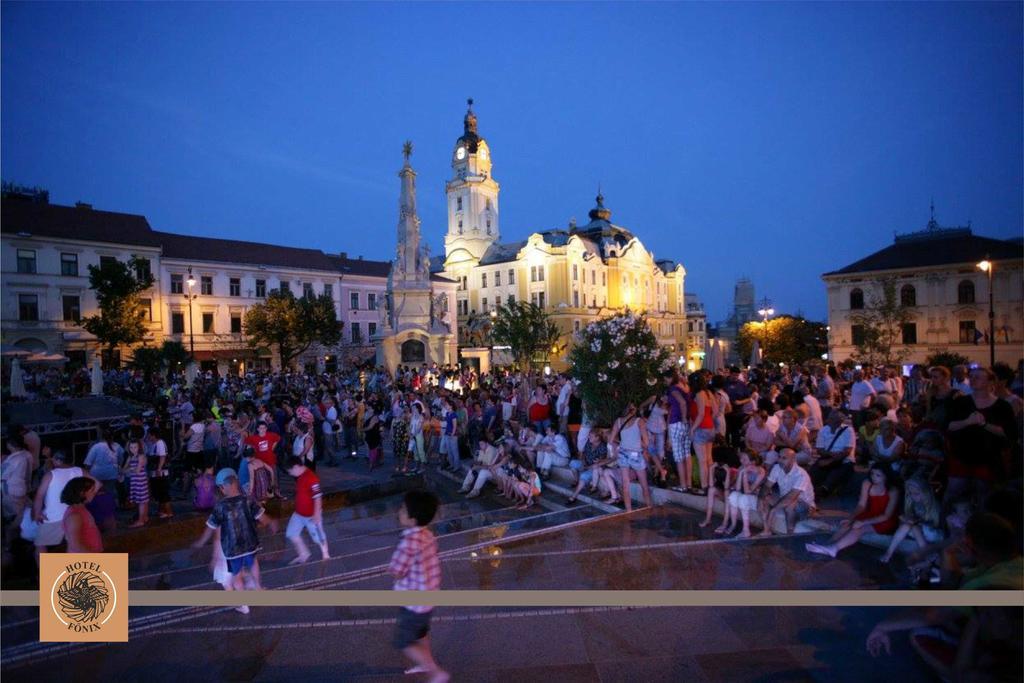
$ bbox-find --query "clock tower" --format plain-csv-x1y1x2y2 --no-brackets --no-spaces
444,98,500,267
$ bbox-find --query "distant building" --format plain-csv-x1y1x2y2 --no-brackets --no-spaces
684,292,707,371
0,188,407,373
438,100,688,368
714,277,757,366
822,209,1023,366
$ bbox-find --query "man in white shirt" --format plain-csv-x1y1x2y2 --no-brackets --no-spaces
951,365,973,396
322,397,339,465
555,376,573,435
758,449,815,536
850,370,876,411
810,410,856,498
535,425,571,478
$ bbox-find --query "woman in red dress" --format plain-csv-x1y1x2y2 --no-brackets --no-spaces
806,464,900,558
62,477,104,553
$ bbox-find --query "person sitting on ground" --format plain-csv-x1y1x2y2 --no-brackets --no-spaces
806,463,900,558
458,439,502,498
535,424,571,480
866,513,1022,683
511,456,542,511
856,409,882,463
285,456,329,565
743,407,776,463
61,476,103,553
810,410,856,498
773,408,812,466
758,448,816,536
724,451,767,537
870,418,906,469
568,429,619,504
880,475,942,563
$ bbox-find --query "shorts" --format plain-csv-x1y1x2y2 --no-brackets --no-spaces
668,422,691,463
617,449,646,471
286,513,326,545
728,491,758,511
693,427,715,445
226,552,257,575
393,608,432,649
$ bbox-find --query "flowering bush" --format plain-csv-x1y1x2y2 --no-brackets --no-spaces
568,311,672,427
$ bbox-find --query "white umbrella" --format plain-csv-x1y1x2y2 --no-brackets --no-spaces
705,339,721,372
10,358,26,398
185,361,199,387
91,358,104,396
749,340,762,368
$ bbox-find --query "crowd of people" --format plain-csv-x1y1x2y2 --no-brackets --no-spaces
1,356,1021,678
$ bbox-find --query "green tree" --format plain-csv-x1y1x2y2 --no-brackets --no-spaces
736,316,828,366
129,341,192,378
568,312,671,426
925,351,970,370
244,290,341,369
80,256,155,365
849,279,914,366
490,301,560,372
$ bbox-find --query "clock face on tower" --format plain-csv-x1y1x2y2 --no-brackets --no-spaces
455,146,466,160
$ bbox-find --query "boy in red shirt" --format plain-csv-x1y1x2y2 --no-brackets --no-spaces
244,421,284,499
284,456,329,564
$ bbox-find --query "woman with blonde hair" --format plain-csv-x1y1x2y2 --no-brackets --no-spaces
880,475,941,564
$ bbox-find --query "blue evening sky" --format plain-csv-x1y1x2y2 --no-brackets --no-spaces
3,2,1021,322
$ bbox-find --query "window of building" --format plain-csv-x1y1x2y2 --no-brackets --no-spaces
508,294,515,305
958,280,975,305
573,320,580,333
135,258,151,282
573,264,578,281
582,293,586,307
602,272,606,286
486,219,491,232
351,322,362,343
591,270,596,286
494,271,501,287
18,294,38,321
458,220,463,233
170,273,183,294
202,312,214,333
230,314,242,334
959,320,977,344
61,253,79,276
460,276,468,290
482,298,488,312
900,284,916,307
688,322,694,332
573,291,579,307
508,269,515,285
229,278,241,297
698,321,704,331
99,255,117,269
350,292,359,310
324,283,333,299
538,265,545,281
139,298,152,321
456,196,463,211
279,280,290,294
851,324,866,346
850,288,864,310
538,292,546,308
901,322,917,345
481,273,488,288
303,282,314,299
458,299,469,316
368,322,377,337
367,292,376,310
16,249,36,274
530,266,537,282
62,295,80,322
255,279,266,298
493,296,500,309
171,312,185,334
201,276,213,295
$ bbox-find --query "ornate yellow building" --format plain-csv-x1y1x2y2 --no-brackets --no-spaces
438,101,688,367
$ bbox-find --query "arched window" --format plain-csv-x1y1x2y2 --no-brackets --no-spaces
900,284,916,307
849,288,864,310
958,280,975,305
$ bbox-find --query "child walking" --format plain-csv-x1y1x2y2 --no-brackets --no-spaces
389,490,448,683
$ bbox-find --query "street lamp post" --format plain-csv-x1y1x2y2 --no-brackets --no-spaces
977,257,995,367
185,267,198,357
757,297,774,365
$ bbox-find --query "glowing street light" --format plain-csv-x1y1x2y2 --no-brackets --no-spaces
977,257,995,366
756,297,774,364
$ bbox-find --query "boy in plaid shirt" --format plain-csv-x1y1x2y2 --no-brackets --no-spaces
389,490,448,682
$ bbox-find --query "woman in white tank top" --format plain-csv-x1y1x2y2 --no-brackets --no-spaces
611,404,652,513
